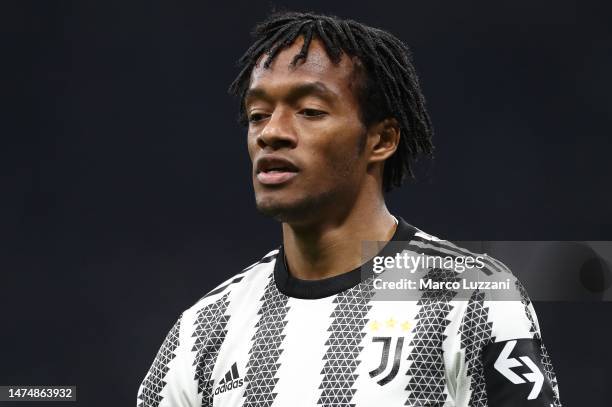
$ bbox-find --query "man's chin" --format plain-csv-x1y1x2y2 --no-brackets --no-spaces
254,185,343,224
255,200,297,223
255,196,318,223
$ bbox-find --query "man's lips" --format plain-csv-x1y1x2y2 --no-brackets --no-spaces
255,155,299,186
256,170,298,185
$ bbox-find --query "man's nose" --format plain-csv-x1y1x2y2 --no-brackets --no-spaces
257,108,297,150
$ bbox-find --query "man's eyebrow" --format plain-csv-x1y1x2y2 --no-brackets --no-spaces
245,81,337,106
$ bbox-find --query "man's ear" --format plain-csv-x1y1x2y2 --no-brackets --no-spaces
367,117,400,164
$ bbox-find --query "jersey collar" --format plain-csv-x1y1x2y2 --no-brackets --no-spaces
273,216,417,299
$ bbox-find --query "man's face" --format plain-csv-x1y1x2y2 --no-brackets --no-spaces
245,37,371,224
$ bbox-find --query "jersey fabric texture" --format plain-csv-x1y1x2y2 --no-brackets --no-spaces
137,217,561,407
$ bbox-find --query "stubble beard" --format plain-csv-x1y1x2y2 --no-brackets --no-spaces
254,136,365,224
255,185,340,224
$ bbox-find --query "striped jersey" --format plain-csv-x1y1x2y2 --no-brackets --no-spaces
137,216,561,407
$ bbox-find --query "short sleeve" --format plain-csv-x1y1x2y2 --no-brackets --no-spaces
137,313,200,407
454,280,562,407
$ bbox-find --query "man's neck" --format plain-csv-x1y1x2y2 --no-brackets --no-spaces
281,201,397,281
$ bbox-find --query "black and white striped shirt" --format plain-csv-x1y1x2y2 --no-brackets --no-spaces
137,216,561,407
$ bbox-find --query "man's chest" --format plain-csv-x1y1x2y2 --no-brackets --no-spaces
204,295,454,407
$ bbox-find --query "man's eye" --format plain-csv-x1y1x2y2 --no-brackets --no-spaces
248,113,268,123
299,109,326,118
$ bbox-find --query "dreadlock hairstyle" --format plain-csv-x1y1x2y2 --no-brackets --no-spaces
228,11,434,192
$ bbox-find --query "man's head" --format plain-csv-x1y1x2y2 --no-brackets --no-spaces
229,11,434,223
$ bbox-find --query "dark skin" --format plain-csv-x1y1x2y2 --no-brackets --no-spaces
245,36,401,281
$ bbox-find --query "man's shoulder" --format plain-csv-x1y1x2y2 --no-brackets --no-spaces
186,247,280,314
407,227,514,278
405,226,532,306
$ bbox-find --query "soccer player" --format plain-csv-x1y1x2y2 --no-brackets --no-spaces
137,11,561,407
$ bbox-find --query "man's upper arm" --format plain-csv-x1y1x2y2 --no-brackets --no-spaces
137,312,200,407
456,280,562,407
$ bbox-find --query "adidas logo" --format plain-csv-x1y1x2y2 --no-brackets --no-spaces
214,362,244,395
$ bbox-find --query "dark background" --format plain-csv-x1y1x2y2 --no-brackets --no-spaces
2,1,611,406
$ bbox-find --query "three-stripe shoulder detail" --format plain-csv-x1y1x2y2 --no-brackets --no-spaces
409,231,512,276
197,249,279,302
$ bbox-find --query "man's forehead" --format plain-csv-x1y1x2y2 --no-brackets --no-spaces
249,37,355,86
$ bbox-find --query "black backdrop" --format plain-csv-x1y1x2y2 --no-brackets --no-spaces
2,1,611,406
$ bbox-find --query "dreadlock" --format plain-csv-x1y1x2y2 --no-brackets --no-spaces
228,11,434,192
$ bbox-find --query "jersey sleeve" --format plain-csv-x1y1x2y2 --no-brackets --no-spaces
454,279,562,407
136,313,200,407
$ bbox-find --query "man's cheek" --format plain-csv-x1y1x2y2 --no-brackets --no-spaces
246,142,256,162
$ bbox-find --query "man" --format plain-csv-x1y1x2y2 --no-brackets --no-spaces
137,11,561,407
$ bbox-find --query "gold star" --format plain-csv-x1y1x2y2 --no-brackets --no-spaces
371,320,380,331
400,321,412,331
386,317,396,328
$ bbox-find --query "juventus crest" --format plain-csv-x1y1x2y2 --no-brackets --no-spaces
368,336,405,385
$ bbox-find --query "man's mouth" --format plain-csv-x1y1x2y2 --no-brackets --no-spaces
255,156,300,186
